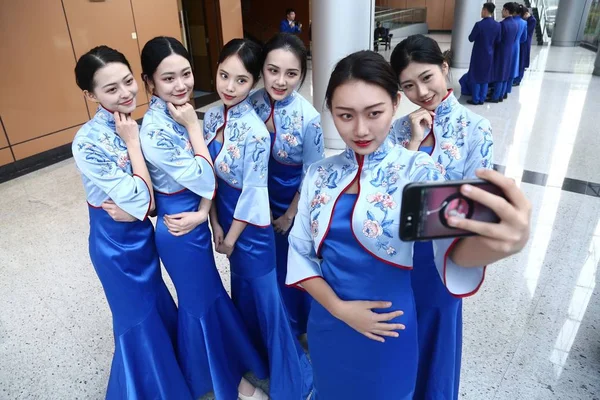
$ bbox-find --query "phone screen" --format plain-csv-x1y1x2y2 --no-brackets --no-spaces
400,180,505,241
418,182,502,238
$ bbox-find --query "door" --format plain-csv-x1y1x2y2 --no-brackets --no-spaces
181,0,222,92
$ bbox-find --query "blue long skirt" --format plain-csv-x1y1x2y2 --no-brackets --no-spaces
87,205,192,399
268,154,311,336
154,190,266,400
412,241,462,400
309,194,418,400
214,176,313,400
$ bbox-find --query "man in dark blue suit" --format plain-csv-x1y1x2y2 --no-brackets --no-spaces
489,3,519,102
466,3,502,105
515,7,537,85
280,8,302,34
507,3,527,96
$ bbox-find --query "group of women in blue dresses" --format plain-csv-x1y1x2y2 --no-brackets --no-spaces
73,32,531,400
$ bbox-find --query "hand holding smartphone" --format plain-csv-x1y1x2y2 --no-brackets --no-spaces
400,179,506,241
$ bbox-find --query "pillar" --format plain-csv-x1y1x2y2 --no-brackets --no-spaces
450,0,483,68
311,0,375,149
552,0,589,47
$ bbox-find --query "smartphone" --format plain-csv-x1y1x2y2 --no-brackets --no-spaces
399,179,505,241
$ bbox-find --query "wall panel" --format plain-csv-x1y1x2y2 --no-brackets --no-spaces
443,0,456,30
12,126,80,161
131,0,182,48
0,2,89,145
63,0,148,106
220,0,244,44
426,0,447,30
0,148,14,167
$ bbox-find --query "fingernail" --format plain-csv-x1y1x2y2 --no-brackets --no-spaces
462,184,472,193
400,325,405,330
447,217,458,227
393,333,399,337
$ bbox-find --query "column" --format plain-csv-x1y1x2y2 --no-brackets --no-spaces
552,0,589,47
312,0,375,149
594,48,600,76
450,0,484,68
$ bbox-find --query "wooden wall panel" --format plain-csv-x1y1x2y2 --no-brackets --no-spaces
131,105,148,121
0,2,89,146
131,0,182,49
376,0,408,8
12,126,80,161
443,0,456,30
63,0,148,107
0,148,14,167
426,0,447,30
0,119,8,149
406,0,426,8
220,0,244,44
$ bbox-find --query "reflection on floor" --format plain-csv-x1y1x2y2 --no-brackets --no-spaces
0,35,599,399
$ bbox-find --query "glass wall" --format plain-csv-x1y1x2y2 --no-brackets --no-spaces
582,0,600,49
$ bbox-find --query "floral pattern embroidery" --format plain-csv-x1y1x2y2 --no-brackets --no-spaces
203,111,224,140
391,92,493,180
227,144,241,159
363,161,406,257
273,109,303,162
308,163,357,237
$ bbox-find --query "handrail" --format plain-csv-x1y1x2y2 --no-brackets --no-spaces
375,7,427,27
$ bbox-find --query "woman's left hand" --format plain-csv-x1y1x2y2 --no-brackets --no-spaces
272,214,294,234
164,210,208,236
447,168,531,256
216,239,235,258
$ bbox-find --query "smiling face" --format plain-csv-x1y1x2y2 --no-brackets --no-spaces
148,54,194,106
398,61,449,111
216,54,254,107
85,62,138,113
330,79,398,156
263,48,302,101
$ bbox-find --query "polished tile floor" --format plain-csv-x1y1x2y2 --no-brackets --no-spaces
1,35,599,399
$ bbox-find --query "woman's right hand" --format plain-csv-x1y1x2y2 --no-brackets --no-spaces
334,300,405,343
102,200,137,222
407,108,435,150
114,112,140,146
211,222,224,248
167,102,199,129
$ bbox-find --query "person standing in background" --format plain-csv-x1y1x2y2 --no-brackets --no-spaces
489,3,519,103
509,3,527,92
280,8,302,34
515,7,537,85
465,2,501,105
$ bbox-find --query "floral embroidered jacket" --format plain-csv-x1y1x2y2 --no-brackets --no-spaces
72,106,151,221
203,97,271,227
140,96,216,199
389,91,494,180
250,89,324,179
286,139,485,297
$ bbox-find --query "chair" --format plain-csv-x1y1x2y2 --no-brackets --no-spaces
374,27,393,52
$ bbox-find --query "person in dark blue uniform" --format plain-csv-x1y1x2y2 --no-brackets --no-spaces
515,7,537,85
466,3,501,105
489,3,519,103
508,3,527,94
